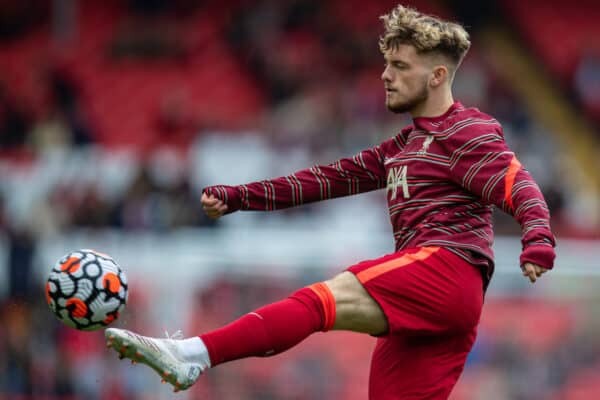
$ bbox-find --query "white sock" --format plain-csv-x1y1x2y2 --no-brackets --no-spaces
176,337,212,369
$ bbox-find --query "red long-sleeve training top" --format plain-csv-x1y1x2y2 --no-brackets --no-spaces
204,102,556,286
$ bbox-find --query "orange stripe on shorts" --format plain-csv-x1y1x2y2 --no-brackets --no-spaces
307,282,336,331
504,156,522,212
356,247,440,284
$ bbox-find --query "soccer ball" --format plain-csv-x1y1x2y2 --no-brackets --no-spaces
46,249,128,331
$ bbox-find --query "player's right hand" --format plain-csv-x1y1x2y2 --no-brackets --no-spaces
201,193,228,219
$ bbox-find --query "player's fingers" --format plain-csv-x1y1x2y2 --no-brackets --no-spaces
205,209,222,219
524,263,548,279
522,263,537,283
207,206,227,216
201,193,215,205
202,198,227,213
202,202,223,212
203,202,222,212
204,203,228,219
535,266,548,277
201,194,220,207
200,192,228,218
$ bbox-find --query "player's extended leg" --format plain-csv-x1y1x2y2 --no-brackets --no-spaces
105,271,387,391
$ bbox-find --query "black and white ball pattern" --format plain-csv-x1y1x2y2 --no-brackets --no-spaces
46,249,128,331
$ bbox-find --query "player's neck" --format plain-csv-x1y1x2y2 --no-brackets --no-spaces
410,91,455,120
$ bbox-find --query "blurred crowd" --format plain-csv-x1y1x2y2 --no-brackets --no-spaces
1,0,600,399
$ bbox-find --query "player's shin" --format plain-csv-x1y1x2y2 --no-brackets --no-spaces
200,283,336,367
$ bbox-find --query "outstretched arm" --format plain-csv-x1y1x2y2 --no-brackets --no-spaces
447,126,556,282
201,146,387,218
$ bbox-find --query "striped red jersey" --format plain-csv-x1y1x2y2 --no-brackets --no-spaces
204,102,556,285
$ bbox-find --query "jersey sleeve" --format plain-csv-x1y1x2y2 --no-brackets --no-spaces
446,126,556,270
202,145,387,213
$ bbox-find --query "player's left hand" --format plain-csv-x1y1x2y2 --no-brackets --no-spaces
521,262,548,283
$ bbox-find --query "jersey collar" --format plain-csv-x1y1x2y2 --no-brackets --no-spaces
412,101,463,131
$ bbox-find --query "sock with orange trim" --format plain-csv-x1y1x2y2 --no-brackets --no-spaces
199,283,336,367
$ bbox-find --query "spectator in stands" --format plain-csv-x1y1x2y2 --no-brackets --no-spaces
7,227,35,300
46,62,94,146
114,157,211,231
155,88,198,148
0,81,31,150
29,60,94,151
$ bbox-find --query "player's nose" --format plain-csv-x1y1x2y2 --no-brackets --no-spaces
381,65,392,83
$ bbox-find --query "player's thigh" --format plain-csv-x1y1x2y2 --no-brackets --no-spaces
325,271,388,335
369,330,477,400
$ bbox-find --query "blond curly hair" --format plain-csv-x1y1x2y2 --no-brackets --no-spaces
380,5,470,66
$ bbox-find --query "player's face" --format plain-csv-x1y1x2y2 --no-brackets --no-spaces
381,44,431,114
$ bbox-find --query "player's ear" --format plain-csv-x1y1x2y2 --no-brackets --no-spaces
429,65,448,88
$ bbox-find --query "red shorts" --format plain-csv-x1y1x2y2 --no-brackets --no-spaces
347,246,484,400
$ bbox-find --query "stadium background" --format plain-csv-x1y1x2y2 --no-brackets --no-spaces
1,0,600,399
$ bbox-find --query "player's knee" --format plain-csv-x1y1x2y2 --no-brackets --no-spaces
290,283,336,332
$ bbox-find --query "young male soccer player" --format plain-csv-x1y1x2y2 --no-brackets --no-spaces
105,4,555,399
